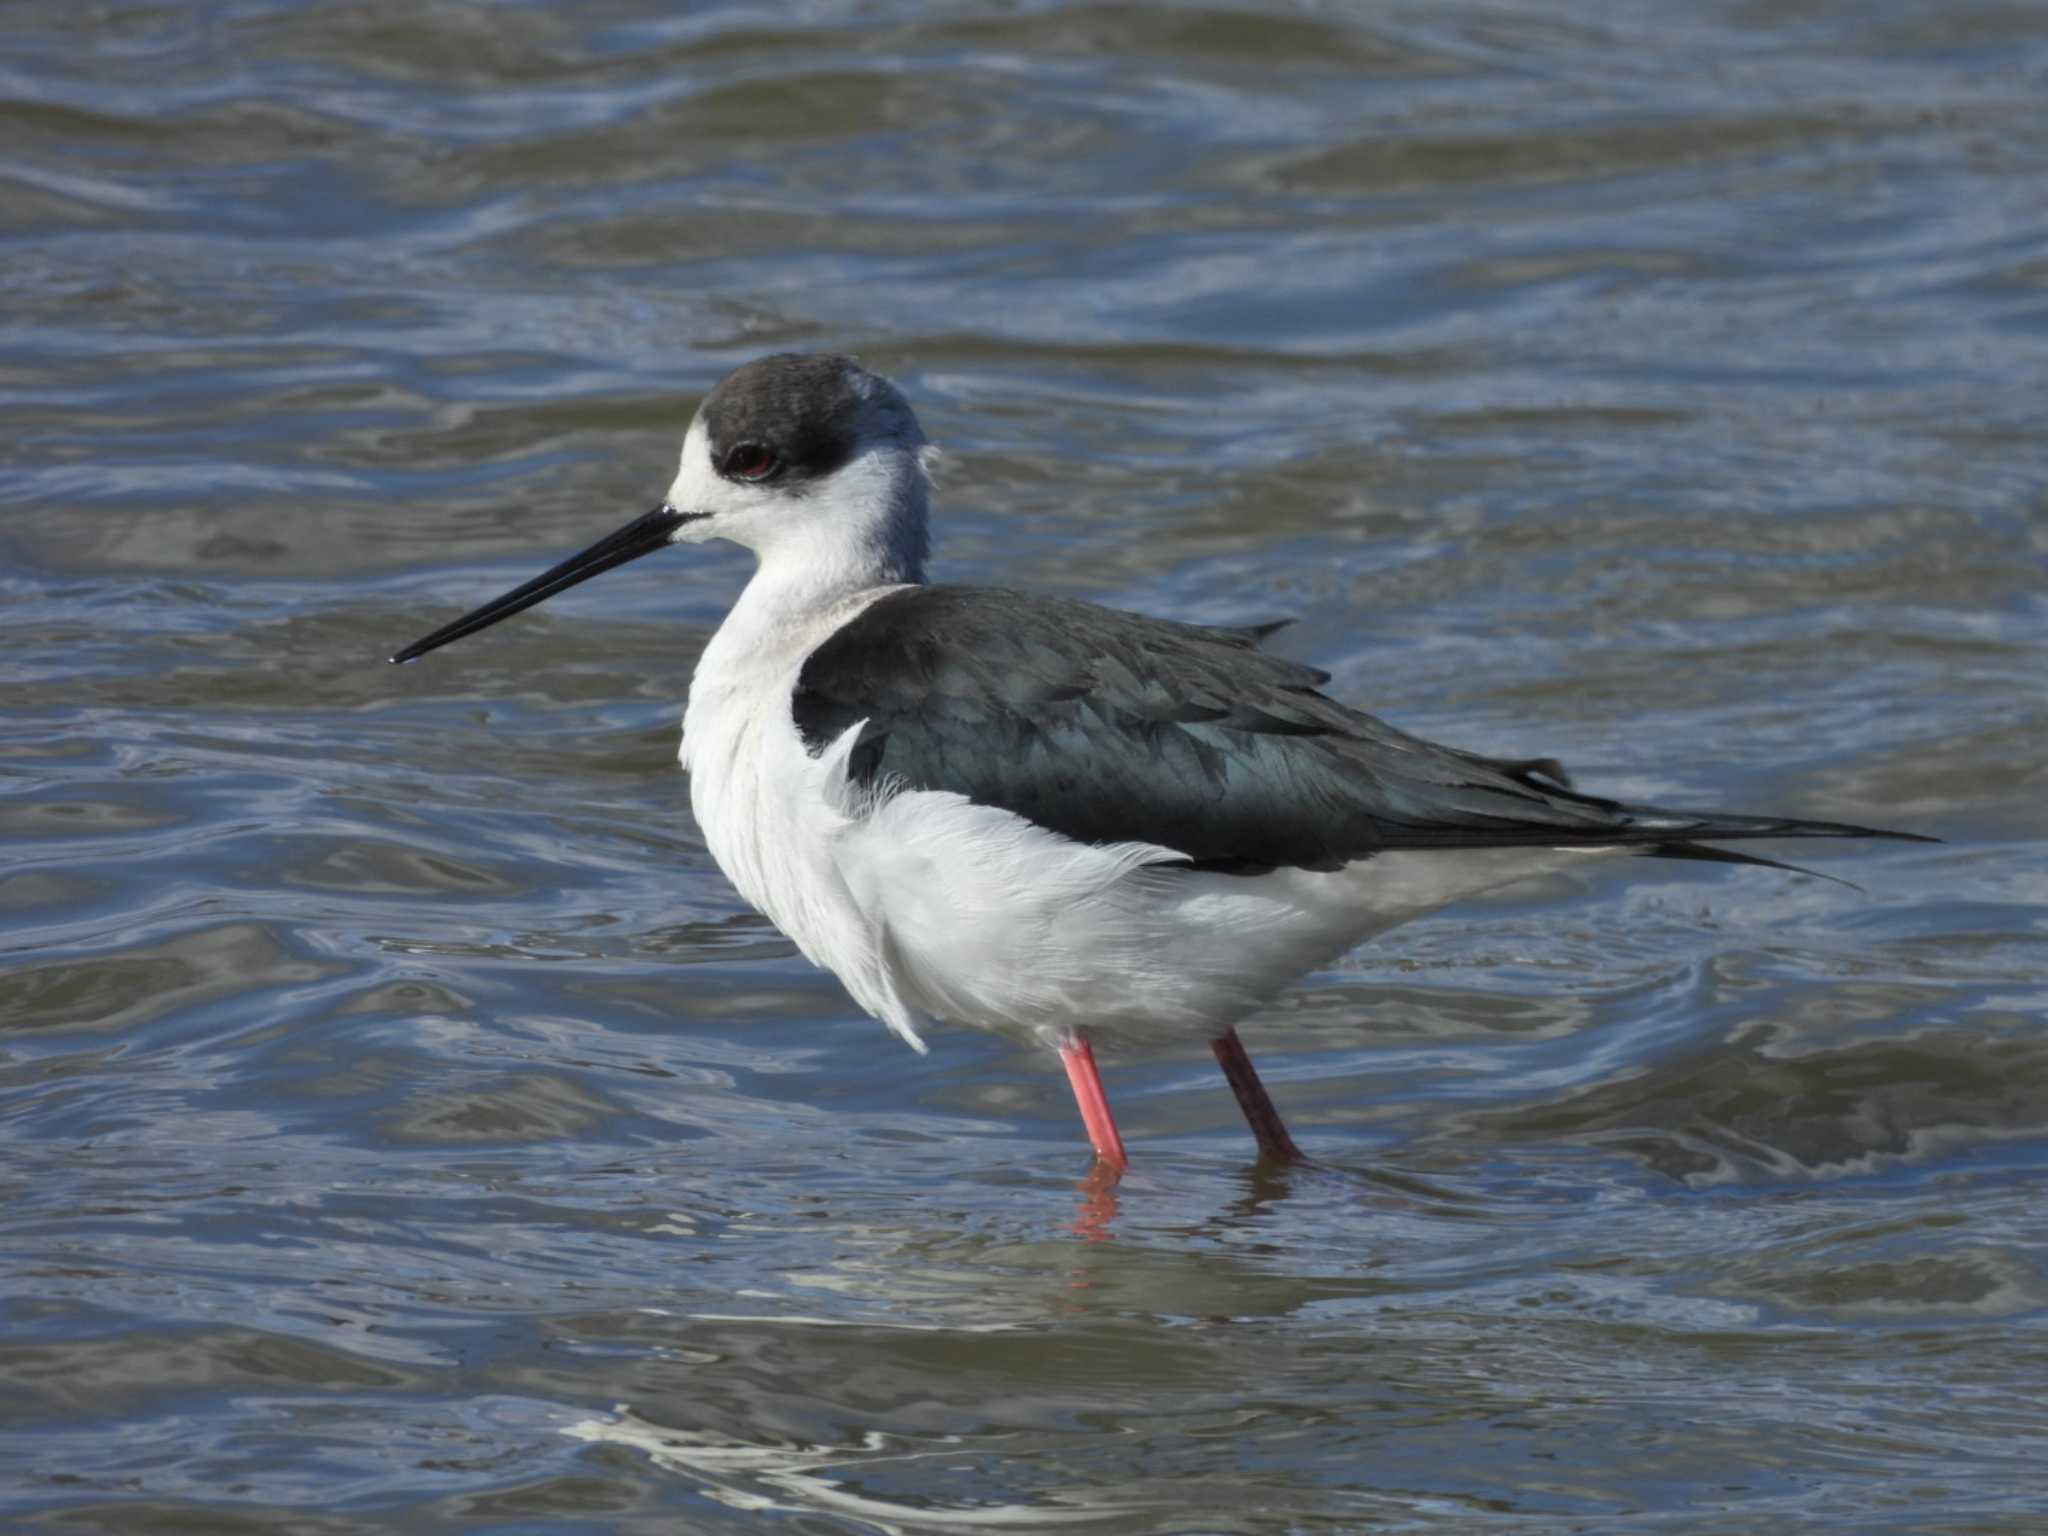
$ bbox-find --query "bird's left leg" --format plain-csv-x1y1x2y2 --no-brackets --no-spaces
1058,1033,1128,1172
1210,1026,1306,1165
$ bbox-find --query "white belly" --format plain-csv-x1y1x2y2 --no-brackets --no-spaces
841,788,1610,1049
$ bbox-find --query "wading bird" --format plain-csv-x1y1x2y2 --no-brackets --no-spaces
393,353,1916,1175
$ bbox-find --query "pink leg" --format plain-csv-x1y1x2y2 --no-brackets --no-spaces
1059,1035,1127,1171
1211,1027,1306,1165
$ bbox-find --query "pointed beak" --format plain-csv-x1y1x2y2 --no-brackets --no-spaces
390,503,699,664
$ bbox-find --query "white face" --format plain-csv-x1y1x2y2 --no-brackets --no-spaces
664,417,779,550
661,405,933,574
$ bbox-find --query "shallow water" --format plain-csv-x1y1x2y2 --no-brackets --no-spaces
4,2,2047,1531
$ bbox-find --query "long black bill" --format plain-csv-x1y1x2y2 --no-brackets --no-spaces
390,503,695,664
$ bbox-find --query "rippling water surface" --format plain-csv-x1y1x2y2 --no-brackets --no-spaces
5,2,2046,1531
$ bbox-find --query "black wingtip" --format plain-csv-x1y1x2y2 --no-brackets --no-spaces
1765,821,1941,845
1621,803,1939,849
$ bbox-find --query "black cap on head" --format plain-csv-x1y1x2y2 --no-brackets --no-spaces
700,353,873,487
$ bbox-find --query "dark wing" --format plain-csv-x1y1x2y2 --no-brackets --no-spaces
791,586,1918,871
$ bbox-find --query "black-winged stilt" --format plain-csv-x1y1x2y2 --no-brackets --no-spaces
393,353,1920,1176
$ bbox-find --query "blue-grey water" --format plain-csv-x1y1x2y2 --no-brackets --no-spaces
4,3,2046,1531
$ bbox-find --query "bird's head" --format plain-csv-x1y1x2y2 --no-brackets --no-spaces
391,352,933,664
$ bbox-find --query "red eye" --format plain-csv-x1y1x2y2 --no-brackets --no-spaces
723,443,779,482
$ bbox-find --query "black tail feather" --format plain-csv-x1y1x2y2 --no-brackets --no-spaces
1648,839,1853,890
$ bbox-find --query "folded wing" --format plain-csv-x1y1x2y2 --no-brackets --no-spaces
791,586,1916,872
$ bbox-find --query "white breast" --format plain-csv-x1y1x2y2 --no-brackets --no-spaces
681,583,937,1048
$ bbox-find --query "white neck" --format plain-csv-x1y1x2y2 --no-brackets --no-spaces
756,443,929,597
690,443,931,702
